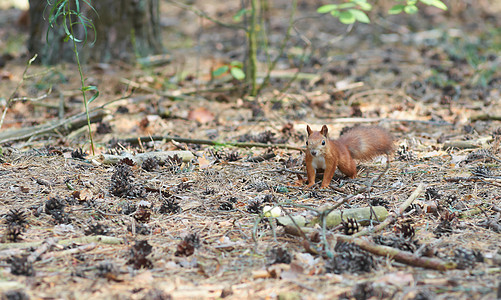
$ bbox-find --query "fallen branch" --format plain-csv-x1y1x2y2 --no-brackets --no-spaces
0,235,122,250
336,234,456,271
136,54,172,67
98,150,195,164
304,82,364,98
444,176,501,187
442,140,483,150
117,135,303,151
470,114,501,121
311,206,389,228
0,108,107,145
27,238,57,263
277,166,433,269
313,117,452,126
42,243,97,259
119,78,237,99
347,88,416,106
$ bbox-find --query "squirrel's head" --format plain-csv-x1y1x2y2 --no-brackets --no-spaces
306,125,329,157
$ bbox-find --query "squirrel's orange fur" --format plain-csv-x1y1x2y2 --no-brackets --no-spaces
305,125,393,188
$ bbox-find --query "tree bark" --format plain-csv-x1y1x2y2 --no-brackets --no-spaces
28,0,163,64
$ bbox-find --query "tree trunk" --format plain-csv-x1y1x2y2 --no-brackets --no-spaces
28,0,163,64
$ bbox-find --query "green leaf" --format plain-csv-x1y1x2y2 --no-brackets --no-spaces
420,0,447,10
233,8,247,22
54,2,66,21
339,11,356,24
87,91,99,104
77,15,88,44
230,60,243,68
404,4,418,14
331,10,340,17
351,0,372,10
82,85,98,92
348,9,370,23
317,4,338,13
230,67,245,80
432,1,447,10
79,14,97,44
388,4,405,14
83,85,99,104
68,34,83,43
338,3,356,9
62,16,71,35
212,65,229,77
82,0,99,16
358,2,373,11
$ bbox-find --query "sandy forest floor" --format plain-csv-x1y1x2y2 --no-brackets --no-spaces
0,0,500,299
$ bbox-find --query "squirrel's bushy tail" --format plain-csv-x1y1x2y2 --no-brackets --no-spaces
338,126,393,160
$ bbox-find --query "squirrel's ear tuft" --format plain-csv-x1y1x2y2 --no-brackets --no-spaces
307,125,312,136
320,125,328,137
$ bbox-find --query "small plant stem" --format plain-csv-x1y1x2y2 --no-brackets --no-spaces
256,0,297,96
259,0,271,67
247,0,258,96
68,5,95,155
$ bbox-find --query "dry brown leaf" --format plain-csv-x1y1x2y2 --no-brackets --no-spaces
79,188,94,201
280,262,303,280
198,155,211,169
188,107,215,124
0,71,13,80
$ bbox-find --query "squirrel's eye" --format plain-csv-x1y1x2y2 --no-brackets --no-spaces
321,140,325,145
306,141,308,145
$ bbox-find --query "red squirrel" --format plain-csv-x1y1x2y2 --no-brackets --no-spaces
305,125,393,188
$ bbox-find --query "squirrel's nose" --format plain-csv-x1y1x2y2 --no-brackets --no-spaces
310,150,317,156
